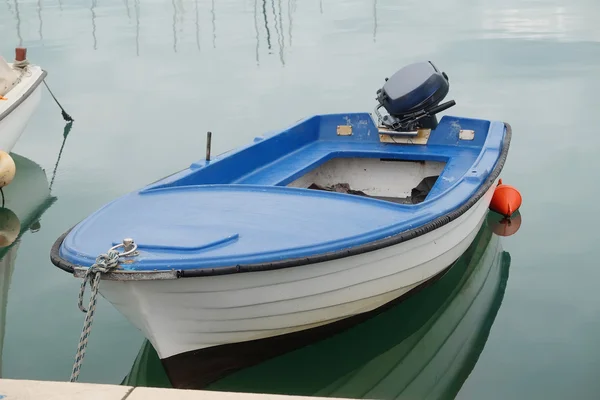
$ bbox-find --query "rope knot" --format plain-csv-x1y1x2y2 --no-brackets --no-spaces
88,249,120,274
12,59,30,69
77,249,121,313
70,240,137,383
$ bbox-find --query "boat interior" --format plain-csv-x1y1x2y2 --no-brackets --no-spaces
287,157,446,205
143,111,497,207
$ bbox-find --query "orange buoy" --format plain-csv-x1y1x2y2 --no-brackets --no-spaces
489,178,522,218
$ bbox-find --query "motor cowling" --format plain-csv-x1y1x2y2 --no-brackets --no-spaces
375,61,455,132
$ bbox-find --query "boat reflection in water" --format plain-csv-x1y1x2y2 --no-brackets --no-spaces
0,153,56,375
123,211,512,398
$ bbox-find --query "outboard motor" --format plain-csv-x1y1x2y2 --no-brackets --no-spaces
374,61,456,132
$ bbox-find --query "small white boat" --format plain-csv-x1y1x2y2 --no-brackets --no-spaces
0,47,46,153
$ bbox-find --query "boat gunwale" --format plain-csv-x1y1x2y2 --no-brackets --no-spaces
49,122,512,280
0,67,47,123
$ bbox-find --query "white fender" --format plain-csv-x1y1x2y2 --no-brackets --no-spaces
0,151,16,188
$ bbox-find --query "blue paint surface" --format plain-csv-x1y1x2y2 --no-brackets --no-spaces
59,113,506,271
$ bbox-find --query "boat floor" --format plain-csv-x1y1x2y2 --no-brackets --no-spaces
307,175,439,205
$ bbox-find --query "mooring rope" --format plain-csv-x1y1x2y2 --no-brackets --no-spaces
12,59,30,70
69,249,120,382
49,121,73,192
11,57,74,122
42,79,74,122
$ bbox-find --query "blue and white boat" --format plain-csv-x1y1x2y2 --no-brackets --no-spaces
50,61,512,367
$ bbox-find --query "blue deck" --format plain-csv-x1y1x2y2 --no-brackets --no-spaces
58,113,508,272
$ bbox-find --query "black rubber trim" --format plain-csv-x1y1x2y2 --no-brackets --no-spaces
0,69,47,123
50,122,512,277
51,227,76,273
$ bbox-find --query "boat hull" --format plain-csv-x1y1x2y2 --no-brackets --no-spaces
98,179,497,361
0,66,45,152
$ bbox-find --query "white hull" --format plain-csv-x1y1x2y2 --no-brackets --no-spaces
99,181,497,360
0,64,45,152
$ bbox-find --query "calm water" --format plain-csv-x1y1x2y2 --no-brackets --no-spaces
1,0,599,398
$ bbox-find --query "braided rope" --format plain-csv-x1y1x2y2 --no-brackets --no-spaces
69,249,120,382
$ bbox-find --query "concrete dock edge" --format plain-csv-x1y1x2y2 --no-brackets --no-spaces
0,379,356,400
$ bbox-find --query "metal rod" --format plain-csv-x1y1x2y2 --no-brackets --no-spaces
206,131,212,161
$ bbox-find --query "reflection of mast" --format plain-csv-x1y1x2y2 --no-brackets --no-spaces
262,0,271,51
90,0,97,50
134,0,140,56
319,0,323,14
271,0,284,65
287,0,295,47
277,0,285,65
211,0,216,48
195,0,200,51
254,0,260,65
37,0,43,40
13,0,22,47
124,0,130,19
172,0,177,52
373,0,378,42
5,0,14,14
178,0,185,26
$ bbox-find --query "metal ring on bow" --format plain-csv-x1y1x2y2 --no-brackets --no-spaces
109,238,138,257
